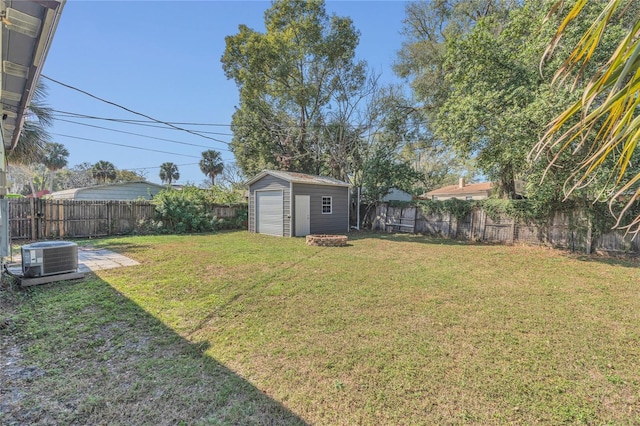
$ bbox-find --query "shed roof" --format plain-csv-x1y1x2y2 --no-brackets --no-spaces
423,182,493,197
247,170,350,187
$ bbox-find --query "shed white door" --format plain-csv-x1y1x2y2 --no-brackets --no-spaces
295,195,310,236
256,191,283,236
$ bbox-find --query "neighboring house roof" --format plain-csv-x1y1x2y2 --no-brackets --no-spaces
423,181,493,198
247,170,350,187
49,181,166,200
26,189,50,198
49,187,83,199
382,188,413,202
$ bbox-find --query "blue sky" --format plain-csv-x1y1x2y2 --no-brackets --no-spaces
41,1,409,185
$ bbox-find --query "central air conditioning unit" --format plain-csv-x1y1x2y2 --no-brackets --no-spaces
21,241,78,278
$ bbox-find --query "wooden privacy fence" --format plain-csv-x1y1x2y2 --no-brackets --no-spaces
372,203,640,255
9,199,245,241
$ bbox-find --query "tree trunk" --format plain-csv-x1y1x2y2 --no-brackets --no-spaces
28,178,36,197
49,169,54,194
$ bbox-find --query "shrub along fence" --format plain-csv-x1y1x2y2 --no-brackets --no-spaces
371,202,640,255
9,199,246,241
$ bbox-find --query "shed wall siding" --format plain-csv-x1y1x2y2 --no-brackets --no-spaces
249,175,291,236
292,183,348,235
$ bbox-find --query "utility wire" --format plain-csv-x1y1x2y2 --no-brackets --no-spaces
51,108,235,127
55,118,232,151
125,162,200,171
52,133,201,159
42,75,231,143
51,109,235,135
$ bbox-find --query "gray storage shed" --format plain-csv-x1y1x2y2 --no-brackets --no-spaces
247,170,350,237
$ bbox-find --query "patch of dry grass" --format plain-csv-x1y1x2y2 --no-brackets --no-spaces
3,231,640,424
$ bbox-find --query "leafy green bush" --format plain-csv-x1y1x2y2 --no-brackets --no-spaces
416,198,473,220
209,185,247,205
216,208,248,230
154,186,217,234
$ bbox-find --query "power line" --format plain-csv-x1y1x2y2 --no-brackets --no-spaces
55,118,232,151
51,109,235,135
42,75,231,144
51,108,234,127
52,133,202,159
125,162,200,171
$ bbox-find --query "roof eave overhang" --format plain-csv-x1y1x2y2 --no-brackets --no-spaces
2,0,66,151
246,170,350,188
290,180,350,188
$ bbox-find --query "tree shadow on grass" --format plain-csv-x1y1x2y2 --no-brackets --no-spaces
0,277,307,426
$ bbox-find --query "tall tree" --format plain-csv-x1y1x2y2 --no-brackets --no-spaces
221,0,363,177
218,162,246,191
55,162,98,190
532,0,640,233
399,0,627,200
360,143,423,204
199,150,224,185
115,169,146,183
92,161,117,184
433,6,550,197
394,0,517,116
41,142,69,193
394,0,521,196
159,162,180,185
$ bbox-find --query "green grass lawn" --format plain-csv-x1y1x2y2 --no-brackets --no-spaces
2,231,639,424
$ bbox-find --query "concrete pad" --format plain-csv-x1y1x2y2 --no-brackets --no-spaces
78,247,140,272
6,246,139,275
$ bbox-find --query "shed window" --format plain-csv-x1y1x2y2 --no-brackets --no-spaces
322,196,332,214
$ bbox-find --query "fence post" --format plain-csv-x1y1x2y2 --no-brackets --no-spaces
58,200,67,237
108,201,112,236
585,214,593,255
447,213,453,238
29,197,36,240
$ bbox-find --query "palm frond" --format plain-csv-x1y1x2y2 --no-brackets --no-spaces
9,81,54,164
7,121,48,165
533,0,640,235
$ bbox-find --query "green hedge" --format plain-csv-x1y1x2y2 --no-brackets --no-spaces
153,187,247,234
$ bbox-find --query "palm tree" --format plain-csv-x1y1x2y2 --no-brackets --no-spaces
92,161,117,184
7,82,53,166
199,150,224,185
42,142,69,193
532,1,640,233
159,162,180,185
